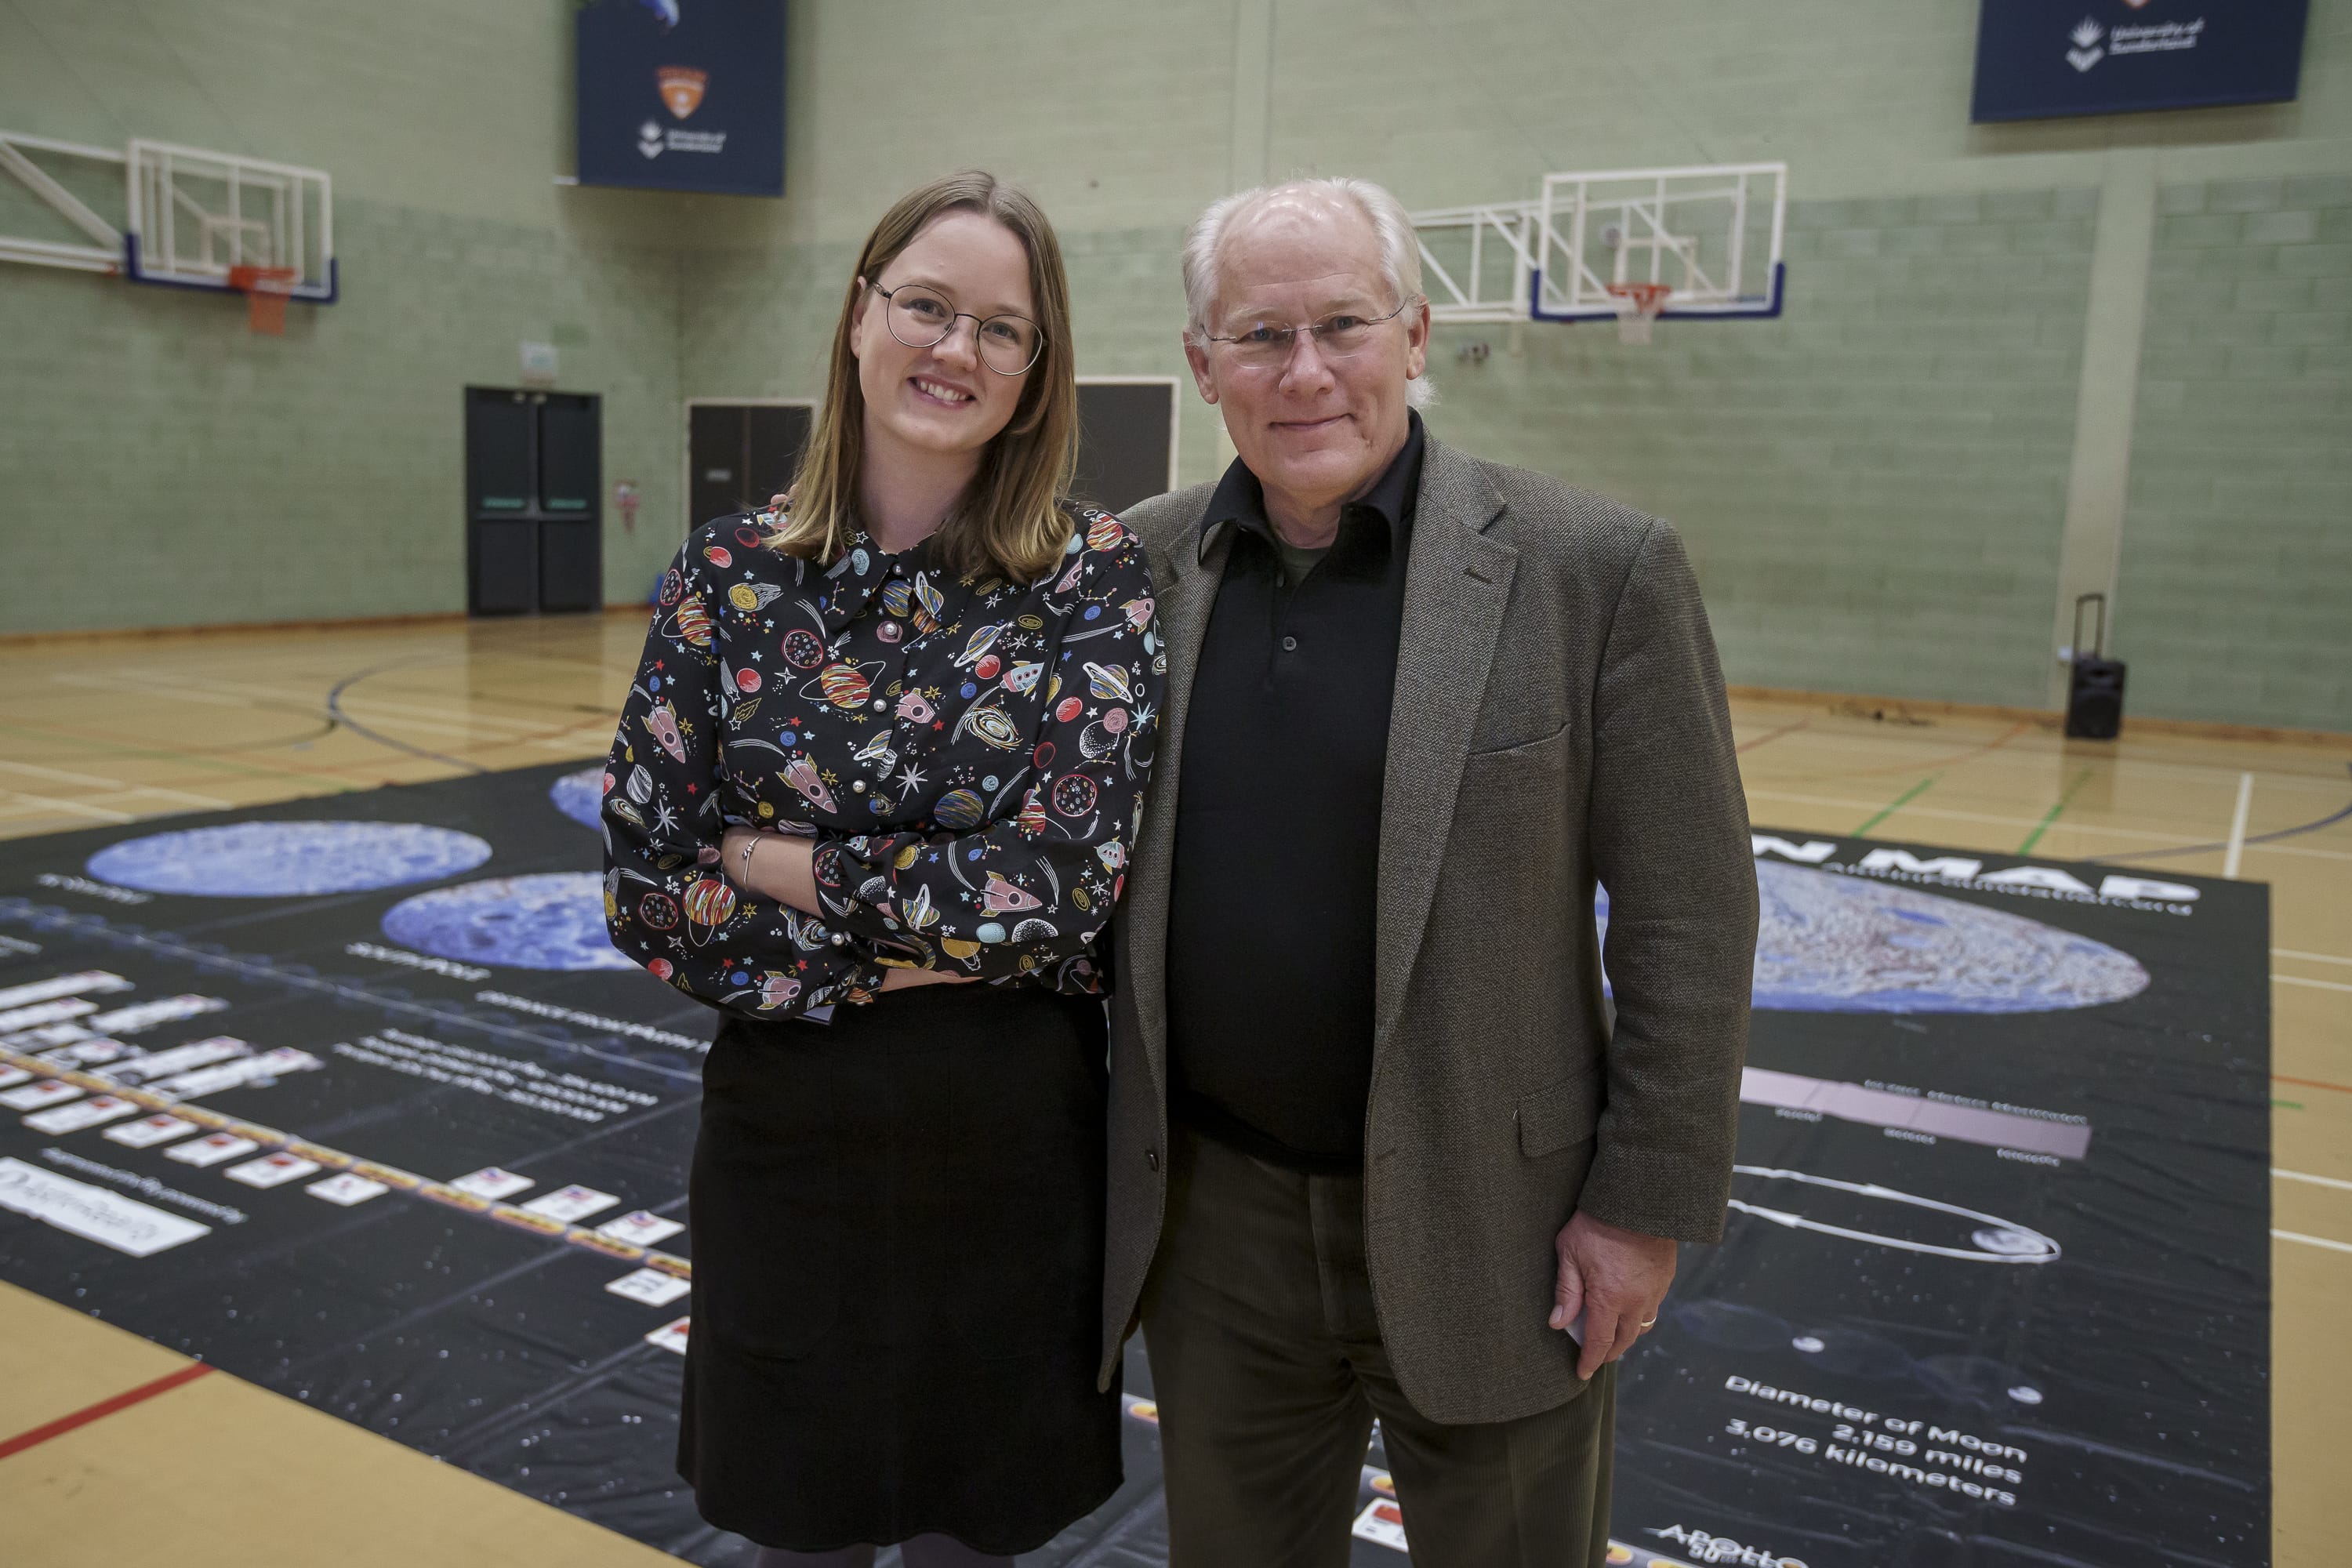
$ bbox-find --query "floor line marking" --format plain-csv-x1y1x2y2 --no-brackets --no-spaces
2277,974,2352,995
0,718,364,790
0,1363,214,1460
2275,1099,2306,1110
2223,771,2253,879
1737,718,1811,754
2016,767,2096,855
1744,789,2201,844
2275,1074,2352,1096
2276,1167,2352,1193
2274,1229,2352,1258
2276,949,2352,967
1785,720,2033,781
1855,775,1939,837
0,789,134,824
0,768,232,811
2103,762,2352,863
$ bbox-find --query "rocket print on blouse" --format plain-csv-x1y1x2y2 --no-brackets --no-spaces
601,503,1164,1022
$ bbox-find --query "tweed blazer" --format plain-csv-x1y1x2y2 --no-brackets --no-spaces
1099,434,1758,1425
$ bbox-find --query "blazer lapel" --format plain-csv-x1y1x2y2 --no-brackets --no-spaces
1375,440,1515,1040
1125,514,1230,1094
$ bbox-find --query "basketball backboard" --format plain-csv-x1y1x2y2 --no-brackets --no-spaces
1414,161,1787,332
0,129,336,306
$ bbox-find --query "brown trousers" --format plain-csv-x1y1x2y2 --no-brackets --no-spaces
1141,1123,1617,1568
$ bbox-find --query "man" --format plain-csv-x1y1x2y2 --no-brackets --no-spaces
1101,177,1759,1566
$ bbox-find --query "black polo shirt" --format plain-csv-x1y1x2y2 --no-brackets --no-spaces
1164,413,1425,1173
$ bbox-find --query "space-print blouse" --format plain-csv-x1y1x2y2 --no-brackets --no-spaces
601,502,1165,1022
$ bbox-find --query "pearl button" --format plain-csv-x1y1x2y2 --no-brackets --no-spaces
830,933,845,946
873,699,887,711
851,779,866,793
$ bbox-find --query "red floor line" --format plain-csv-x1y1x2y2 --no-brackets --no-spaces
0,1363,214,1460
1737,718,1811,754
2274,1074,2352,1098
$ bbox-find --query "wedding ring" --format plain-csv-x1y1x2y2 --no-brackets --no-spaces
1639,1317,1657,1329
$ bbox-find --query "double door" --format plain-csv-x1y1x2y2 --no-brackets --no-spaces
688,401,812,524
465,388,601,615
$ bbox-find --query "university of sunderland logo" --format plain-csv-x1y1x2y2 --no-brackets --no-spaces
657,65,706,118
2067,18,2105,72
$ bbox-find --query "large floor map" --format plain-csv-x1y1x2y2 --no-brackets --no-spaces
0,764,2268,1566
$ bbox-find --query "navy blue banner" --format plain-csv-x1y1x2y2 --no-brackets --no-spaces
576,0,784,196
1972,0,2307,122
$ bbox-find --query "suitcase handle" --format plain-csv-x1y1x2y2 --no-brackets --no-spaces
2071,593,2107,661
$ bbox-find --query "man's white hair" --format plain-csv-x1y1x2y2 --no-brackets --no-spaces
1181,176,1436,408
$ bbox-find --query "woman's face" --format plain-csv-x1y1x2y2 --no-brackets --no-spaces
851,209,1038,468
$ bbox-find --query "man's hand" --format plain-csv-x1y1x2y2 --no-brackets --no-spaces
878,966,970,991
1552,1210,1676,1380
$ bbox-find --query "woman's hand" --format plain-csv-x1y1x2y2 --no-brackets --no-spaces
719,826,821,916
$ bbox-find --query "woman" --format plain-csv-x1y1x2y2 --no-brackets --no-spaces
600,171,1163,1568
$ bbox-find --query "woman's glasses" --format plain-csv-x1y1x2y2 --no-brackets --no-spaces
1200,297,1419,370
868,281,1044,376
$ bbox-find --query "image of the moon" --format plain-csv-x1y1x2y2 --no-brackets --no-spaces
87,822,493,898
380,873,634,971
1597,862,2149,1013
551,767,604,829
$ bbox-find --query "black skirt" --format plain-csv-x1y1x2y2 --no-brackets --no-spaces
679,983,1122,1554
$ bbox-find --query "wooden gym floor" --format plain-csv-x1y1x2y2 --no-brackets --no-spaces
0,614,2343,1566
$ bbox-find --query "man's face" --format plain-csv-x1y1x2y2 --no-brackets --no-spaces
1185,193,1429,520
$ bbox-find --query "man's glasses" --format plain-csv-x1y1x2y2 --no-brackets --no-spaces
1200,297,1419,369
867,280,1044,376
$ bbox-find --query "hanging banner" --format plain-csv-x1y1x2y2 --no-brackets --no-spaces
576,0,785,196
1973,0,2309,122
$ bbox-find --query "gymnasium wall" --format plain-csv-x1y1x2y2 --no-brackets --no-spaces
0,0,711,633
1,2,2344,731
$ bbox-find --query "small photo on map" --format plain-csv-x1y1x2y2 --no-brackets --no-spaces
606,1267,692,1308
306,1173,390,1207
524,1183,620,1223
226,1152,322,1189
450,1167,535,1200
597,1209,684,1247
165,1133,260,1167
106,1113,198,1148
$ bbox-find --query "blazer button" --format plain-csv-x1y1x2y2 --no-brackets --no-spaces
1145,1147,1160,1171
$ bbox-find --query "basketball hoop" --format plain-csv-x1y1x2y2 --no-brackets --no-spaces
227,264,299,335
1605,282,1671,345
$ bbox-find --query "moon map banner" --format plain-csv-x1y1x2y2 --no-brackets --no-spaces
0,764,2267,1567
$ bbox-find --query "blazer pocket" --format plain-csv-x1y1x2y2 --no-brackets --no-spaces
1468,719,1570,762
1517,1071,1601,1158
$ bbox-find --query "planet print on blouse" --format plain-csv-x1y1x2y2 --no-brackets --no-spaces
599,503,1165,1021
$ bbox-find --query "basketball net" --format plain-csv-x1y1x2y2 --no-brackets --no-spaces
227,265,300,335
1605,281,1671,345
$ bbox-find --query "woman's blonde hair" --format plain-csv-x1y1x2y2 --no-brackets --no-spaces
772,170,1077,583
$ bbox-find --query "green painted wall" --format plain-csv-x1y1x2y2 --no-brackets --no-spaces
2,0,2346,730
2121,173,2352,728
